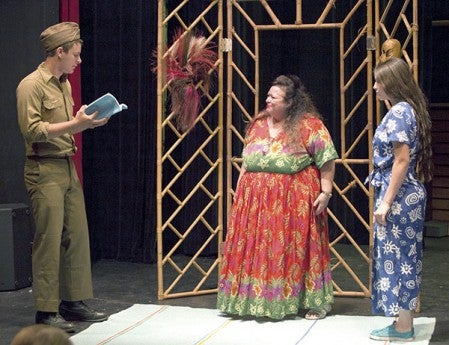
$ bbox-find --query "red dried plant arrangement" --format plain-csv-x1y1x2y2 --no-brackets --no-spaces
159,29,218,131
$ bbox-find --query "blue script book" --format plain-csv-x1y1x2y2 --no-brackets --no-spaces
85,93,128,119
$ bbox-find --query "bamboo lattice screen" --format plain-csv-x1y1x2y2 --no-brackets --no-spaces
156,0,419,300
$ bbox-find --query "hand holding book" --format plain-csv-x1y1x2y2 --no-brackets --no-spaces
85,93,128,120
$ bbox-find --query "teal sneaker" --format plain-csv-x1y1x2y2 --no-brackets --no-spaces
370,323,415,341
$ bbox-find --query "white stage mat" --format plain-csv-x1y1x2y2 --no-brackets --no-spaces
71,304,435,345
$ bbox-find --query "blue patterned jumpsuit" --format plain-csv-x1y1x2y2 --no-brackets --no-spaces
369,102,426,316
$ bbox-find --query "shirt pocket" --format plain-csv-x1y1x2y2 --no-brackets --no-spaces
42,97,64,122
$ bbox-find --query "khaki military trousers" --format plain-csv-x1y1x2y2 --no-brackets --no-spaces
24,157,94,312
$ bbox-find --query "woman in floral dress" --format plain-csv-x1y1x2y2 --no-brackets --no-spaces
368,58,433,342
217,75,338,320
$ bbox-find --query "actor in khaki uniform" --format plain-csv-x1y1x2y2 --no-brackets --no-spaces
17,22,108,333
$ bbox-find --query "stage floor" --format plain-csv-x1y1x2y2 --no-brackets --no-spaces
0,236,448,344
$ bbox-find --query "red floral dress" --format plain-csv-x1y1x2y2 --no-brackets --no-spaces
217,115,338,319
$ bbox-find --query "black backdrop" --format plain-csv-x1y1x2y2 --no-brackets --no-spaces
0,1,59,206
79,1,158,263
77,1,399,262
77,1,439,263
1,1,446,265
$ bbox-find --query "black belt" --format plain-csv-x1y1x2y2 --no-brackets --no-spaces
27,155,72,160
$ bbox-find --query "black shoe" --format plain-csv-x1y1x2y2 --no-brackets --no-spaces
35,311,76,333
59,300,108,322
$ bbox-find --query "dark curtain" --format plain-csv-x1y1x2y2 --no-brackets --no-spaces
78,2,439,263
79,1,366,263
80,1,157,263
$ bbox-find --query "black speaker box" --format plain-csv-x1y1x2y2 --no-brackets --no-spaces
0,203,34,291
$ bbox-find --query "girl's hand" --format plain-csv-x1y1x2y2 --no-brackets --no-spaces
374,201,391,226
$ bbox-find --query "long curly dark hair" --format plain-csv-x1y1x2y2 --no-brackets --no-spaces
252,74,322,146
374,58,433,183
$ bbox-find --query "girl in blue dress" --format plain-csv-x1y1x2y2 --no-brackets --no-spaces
368,57,433,342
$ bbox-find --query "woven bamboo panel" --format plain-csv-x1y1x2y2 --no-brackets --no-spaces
156,0,419,300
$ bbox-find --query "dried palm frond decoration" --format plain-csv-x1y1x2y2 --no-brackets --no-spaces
157,29,218,131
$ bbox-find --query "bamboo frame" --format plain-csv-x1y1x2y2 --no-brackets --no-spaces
156,0,224,300
226,0,373,298
156,0,419,301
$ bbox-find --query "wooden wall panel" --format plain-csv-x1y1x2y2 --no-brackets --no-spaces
430,107,449,222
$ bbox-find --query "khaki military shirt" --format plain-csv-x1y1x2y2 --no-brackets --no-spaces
17,62,77,157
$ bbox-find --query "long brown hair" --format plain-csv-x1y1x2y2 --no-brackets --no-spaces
374,57,433,182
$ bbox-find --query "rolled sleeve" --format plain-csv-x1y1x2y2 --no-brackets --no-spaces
17,79,50,142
